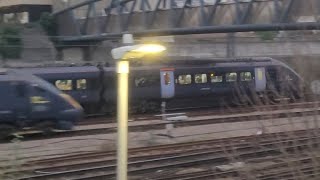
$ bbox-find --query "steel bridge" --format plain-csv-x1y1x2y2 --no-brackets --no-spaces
53,0,320,42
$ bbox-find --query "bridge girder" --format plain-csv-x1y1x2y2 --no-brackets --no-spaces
53,0,320,42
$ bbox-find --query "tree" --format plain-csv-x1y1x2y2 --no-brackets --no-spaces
0,25,22,60
39,12,57,37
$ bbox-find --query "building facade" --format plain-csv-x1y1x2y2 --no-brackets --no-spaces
0,0,53,23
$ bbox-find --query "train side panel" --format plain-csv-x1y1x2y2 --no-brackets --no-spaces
0,81,29,125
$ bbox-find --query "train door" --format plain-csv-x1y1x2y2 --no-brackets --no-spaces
0,82,29,122
265,67,279,93
160,68,175,99
255,67,266,92
239,71,255,94
13,82,30,121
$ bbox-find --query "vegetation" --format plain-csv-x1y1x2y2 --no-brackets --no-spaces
255,31,278,41
0,25,22,59
39,12,57,39
39,12,62,51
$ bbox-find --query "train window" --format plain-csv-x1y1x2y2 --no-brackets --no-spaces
257,69,264,80
164,73,171,85
226,72,237,82
77,79,87,90
30,86,50,104
55,80,72,91
178,75,192,85
285,74,293,81
134,75,159,87
135,77,146,87
195,74,207,83
240,72,252,81
282,70,294,81
210,73,223,83
30,96,50,104
266,69,277,81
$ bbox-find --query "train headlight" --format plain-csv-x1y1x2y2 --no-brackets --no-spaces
60,94,82,109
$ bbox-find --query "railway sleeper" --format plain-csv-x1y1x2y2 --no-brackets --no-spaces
16,134,320,179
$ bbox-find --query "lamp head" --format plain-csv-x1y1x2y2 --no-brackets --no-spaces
131,44,166,54
111,44,166,60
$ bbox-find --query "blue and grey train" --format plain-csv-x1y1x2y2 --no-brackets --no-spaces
0,69,83,137
20,57,305,114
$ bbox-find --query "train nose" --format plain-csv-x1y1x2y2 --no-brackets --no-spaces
60,93,83,110
57,108,84,130
75,108,84,122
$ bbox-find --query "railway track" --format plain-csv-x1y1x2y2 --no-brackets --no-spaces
80,101,320,125
11,129,320,180
153,155,320,180
4,101,319,142
24,129,318,166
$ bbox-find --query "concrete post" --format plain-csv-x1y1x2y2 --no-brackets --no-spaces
0,14,4,23
116,60,129,180
227,33,236,57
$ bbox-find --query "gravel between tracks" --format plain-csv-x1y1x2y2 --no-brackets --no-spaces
0,112,319,164
0,103,319,179
9,105,320,142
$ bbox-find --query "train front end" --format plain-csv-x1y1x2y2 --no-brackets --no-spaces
24,72,84,130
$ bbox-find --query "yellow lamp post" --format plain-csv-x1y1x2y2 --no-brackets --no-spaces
111,34,166,180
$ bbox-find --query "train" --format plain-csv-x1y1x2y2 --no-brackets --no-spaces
0,68,83,138
18,57,305,114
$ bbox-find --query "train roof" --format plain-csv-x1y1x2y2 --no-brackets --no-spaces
163,57,278,65
0,69,33,81
18,66,99,73
125,57,283,70
10,57,287,74
17,66,100,79
0,69,63,94
0,69,46,83
2,56,281,68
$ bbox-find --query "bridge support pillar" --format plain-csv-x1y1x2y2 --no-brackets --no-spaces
83,46,93,61
61,47,85,62
227,33,236,57
0,14,3,23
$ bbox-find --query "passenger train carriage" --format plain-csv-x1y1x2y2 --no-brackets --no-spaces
19,57,305,114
